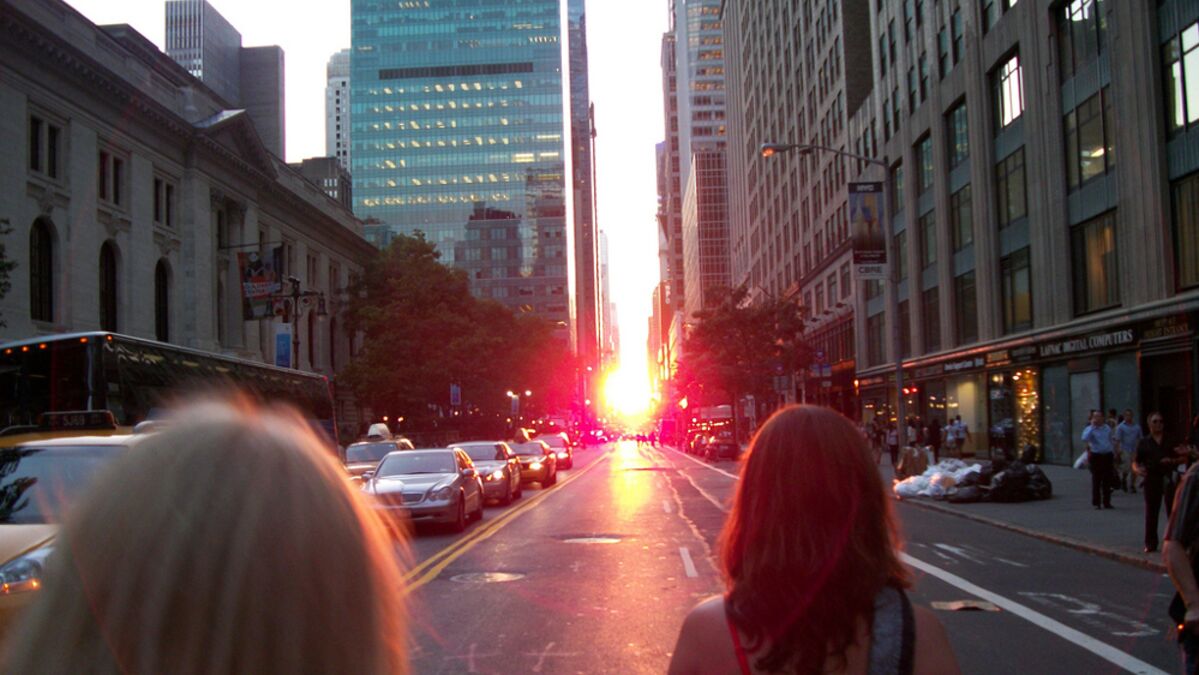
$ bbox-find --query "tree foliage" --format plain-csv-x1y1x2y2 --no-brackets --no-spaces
674,285,812,410
342,232,574,425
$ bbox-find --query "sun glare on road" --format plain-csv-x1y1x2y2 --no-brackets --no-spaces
603,367,652,421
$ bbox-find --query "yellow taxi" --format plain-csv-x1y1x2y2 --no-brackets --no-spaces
0,413,143,641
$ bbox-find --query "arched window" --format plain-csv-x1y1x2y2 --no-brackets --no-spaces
155,259,170,342
99,241,118,332
29,219,53,322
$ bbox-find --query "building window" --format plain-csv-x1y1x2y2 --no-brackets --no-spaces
155,259,170,342
982,0,998,31
1071,211,1119,315
923,287,941,353
867,313,886,366
908,67,918,113
98,150,126,207
1171,171,1199,289
154,177,177,228
938,28,950,78
28,114,62,180
29,219,53,323
891,163,905,214
1064,88,1116,191
841,263,852,298
1001,247,1033,333
993,53,1025,133
895,230,908,281
954,270,978,344
99,241,119,332
866,279,883,300
898,300,912,358
1164,21,1199,137
920,211,937,268
995,148,1027,229
947,102,969,168
918,53,929,102
1058,0,1107,81
916,136,933,195
951,10,963,64
951,185,973,251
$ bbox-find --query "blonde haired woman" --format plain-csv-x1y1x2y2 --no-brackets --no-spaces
3,400,408,674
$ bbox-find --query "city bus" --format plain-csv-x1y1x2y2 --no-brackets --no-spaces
0,332,338,453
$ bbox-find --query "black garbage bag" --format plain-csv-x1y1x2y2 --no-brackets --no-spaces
1025,465,1053,500
956,471,982,488
989,462,1032,502
947,485,985,503
1020,444,1040,464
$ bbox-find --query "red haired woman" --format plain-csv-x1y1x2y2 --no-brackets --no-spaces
668,405,958,674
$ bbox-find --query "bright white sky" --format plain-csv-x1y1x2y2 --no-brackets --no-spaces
64,0,666,388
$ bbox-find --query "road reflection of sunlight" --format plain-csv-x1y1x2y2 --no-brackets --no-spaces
612,440,653,520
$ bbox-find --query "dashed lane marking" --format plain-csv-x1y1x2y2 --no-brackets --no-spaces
679,546,699,578
903,553,1168,675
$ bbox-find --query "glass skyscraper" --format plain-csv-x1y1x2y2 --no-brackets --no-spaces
351,0,591,342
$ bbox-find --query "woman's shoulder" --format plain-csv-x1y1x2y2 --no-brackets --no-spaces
668,596,741,675
911,604,961,674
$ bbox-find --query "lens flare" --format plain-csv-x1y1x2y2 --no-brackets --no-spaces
603,367,652,420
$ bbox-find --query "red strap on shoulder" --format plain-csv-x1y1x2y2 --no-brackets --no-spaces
726,611,752,675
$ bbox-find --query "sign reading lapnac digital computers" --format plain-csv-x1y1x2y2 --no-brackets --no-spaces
849,182,887,280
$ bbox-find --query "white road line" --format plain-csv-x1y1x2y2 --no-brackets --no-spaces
670,445,740,479
663,499,673,514
679,546,699,577
903,553,1168,675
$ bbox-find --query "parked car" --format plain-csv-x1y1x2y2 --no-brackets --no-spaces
450,441,523,505
344,438,415,480
704,433,740,461
362,449,484,533
536,432,573,469
688,433,709,456
509,440,558,486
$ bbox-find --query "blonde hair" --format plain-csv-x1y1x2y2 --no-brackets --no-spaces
3,399,408,674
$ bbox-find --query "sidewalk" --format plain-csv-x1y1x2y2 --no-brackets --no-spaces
886,461,1170,573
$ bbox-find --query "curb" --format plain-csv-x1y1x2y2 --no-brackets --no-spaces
898,497,1167,574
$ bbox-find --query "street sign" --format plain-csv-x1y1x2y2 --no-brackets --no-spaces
850,182,887,280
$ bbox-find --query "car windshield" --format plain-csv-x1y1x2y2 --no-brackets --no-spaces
538,435,566,448
511,442,547,457
0,445,124,524
375,451,456,477
456,444,506,462
346,442,394,463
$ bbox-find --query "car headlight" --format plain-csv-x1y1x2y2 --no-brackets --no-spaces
488,469,505,481
557,452,568,459
430,485,454,501
530,461,542,471
0,544,53,595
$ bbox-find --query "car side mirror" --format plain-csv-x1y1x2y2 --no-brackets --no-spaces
362,470,375,480
461,467,476,478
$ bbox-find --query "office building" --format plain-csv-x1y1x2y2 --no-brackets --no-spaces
291,157,353,211
351,0,596,358
682,149,731,317
327,49,351,171
722,0,873,414
164,0,286,157
850,0,1199,465
657,31,685,314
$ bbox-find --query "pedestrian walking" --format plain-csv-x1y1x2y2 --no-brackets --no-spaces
1162,449,1199,671
950,415,971,457
667,405,960,675
1133,412,1186,553
886,421,900,467
1115,409,1143,494
1083,409,1117,509
928,417,944,464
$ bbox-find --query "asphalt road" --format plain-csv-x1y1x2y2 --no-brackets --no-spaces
400,441,1182,674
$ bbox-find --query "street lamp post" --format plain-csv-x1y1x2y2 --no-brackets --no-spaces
272,275,328,370
760,142,905,430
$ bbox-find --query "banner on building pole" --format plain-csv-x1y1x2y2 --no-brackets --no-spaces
237,246,284,320
274,322,293,369
849,182,887,280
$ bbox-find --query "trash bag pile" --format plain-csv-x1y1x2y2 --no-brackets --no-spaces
893,457,1052,503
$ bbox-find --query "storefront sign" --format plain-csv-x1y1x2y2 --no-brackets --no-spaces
944,356,985,373
1038,329,1135,358
1010,345,1038,363
914,364,944,379
1142,314,1192,341
858,376,885,387
986,350,1011,367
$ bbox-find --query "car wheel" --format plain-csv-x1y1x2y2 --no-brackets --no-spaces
564,458,574,470
451,497,467,533
514,481,523,499
547,468,558,486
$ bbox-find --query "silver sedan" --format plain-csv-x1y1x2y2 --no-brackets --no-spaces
363,448,485,533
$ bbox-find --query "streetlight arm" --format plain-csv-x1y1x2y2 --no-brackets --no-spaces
760,142,886,168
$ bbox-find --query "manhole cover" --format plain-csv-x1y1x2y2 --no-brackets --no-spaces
561,536,623,544
931,600,1000,612
449,572,525,584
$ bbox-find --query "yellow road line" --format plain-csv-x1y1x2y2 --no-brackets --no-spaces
403,451,612,589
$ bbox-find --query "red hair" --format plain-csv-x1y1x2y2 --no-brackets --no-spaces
720,405,909,673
